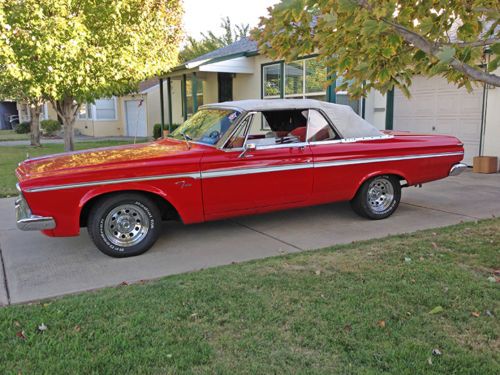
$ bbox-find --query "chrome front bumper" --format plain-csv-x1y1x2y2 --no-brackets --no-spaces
15,194,56,231
449,163,468,176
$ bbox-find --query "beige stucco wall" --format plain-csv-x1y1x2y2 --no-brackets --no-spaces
203,73,218,104
45,95,146,137
363,90,387,130
482,68,500,169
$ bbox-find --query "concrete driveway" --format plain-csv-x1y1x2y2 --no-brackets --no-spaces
1,170,499,306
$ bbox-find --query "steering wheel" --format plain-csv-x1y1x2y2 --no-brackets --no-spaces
208,130,220,140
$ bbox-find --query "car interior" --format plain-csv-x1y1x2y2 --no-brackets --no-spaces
226,109,340,149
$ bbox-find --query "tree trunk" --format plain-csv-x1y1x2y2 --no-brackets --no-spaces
29,103,42,147
53,96,80,152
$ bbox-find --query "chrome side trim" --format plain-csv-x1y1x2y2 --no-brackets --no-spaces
449,163,468,176
24,172,201,193
202,162,313,179
22,151,464,192
314,152,464,169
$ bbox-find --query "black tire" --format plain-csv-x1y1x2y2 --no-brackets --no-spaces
350,175,401,220
87,193,162,257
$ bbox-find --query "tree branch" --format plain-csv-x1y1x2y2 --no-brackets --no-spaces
385,19,500,87
442,37,500,48
353,0,500,87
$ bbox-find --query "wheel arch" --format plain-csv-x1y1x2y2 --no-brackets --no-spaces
79,186,181,228
353,169,409,199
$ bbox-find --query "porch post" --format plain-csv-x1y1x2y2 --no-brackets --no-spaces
181,74,187,121
167,77,173,132
326,68,336,103
159,78,165,136
385,88,394,130
192,72,198,113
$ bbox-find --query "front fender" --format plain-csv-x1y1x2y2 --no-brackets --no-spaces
78,180,204,226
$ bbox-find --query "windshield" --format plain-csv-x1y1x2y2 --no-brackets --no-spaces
169,109,241,145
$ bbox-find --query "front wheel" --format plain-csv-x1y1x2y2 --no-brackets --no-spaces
87,193,162,257
350,175,401,220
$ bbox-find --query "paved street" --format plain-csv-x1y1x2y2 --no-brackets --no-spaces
1,170,499,306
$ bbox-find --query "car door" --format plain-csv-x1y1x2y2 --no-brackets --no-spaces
201,112,314,219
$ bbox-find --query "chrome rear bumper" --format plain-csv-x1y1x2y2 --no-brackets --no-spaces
449,163,468,176
15,195,55,231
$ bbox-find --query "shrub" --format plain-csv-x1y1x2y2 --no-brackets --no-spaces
153,124,162,139
15,122,31,134
153,123,181,139
41,119,62,135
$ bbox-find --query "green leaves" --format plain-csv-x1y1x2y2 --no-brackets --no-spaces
436,46,456,63
253,0,500,97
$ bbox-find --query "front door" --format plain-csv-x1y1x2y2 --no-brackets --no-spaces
218,73,233,102
201,113,314,219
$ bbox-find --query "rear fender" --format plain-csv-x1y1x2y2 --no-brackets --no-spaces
353,169,410,198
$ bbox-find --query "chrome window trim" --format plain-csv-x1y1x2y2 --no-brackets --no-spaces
308,134,394,146
218,110,252,150
21,151,463,193
253,142,308,150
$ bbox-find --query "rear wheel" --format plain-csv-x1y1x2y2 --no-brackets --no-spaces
87,193,161,257
350,175,401,220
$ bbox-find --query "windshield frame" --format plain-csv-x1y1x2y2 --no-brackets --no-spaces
168,106,245,148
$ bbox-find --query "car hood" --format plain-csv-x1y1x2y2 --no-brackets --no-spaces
17,139,198,181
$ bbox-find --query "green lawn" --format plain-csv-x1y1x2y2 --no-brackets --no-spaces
0,129,30,141
0,141,143,197
1,220,498,374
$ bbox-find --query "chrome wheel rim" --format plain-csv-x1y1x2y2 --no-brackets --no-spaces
367,178,394,213
103,204,150,247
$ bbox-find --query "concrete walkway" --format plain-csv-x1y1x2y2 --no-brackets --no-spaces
1,170,499,306
0,136,150,147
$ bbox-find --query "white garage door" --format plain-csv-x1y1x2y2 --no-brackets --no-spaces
394,76,482,165
125,100,147,137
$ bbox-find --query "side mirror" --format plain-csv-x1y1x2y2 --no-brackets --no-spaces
239,143,256,158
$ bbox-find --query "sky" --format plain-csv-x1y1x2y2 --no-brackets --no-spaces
182,0,280,40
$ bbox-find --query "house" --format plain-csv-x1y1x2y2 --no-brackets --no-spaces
148,37,498,166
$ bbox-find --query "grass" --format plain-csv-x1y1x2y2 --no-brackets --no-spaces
0,219,498,374
0,140,145,197
0,129,30,141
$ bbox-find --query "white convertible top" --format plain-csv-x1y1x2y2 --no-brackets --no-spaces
202,99,383,139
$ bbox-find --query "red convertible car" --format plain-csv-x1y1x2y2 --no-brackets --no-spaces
16,99,466,257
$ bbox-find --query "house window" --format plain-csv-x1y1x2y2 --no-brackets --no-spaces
263,63,281,98
284,58,327,101
77,98,117,121
94,98,117,120
78,103,92,120
304,59,327,101
263,58,361,114
185,76,203,118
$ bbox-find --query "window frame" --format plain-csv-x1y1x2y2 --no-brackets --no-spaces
222,108,344,152
93,97,118,121
306,109,341,143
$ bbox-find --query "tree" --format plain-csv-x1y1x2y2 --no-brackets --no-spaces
0,0,183,151
0,4,44,147
252,0,500,97
180,17,250,62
